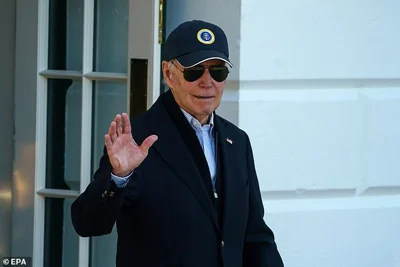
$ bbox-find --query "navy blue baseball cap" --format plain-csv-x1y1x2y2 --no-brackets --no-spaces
163,20,232,68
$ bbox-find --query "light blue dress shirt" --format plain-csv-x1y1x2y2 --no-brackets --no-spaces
180,108,216,187
111,109,217,188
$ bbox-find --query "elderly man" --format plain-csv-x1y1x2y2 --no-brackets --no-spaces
71,19,284,267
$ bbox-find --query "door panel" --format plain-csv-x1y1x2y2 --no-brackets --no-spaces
35,0,161,266
90,0,162,266
94,0,129,73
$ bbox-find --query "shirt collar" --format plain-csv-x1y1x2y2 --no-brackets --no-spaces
180,108,214,130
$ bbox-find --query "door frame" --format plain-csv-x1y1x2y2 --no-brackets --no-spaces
128,0,163,109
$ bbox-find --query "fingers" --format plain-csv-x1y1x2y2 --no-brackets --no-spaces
140,135,158,154
107,113,129,145
114,114,123,137
106,113,151,156
108,121,117,143
121,113,131,134
104,134,113,151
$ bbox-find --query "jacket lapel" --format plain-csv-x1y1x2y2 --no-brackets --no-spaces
214,116,244,233
147,91,219,232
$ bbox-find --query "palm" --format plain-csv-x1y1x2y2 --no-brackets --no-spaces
105,113,158,177
107,134,142,174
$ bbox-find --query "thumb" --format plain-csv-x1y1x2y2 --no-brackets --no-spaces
140,135,158,153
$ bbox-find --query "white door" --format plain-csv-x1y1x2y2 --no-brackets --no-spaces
33,0,163,266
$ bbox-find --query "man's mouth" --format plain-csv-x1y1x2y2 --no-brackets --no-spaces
194,95,214,99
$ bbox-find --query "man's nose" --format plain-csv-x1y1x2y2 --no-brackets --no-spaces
199,69,213,85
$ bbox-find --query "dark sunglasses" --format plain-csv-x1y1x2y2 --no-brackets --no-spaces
172,61,230,82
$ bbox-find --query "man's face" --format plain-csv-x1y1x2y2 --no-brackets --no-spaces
162,59,228,124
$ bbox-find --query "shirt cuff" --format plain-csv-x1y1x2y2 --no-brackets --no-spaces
111,171,133,188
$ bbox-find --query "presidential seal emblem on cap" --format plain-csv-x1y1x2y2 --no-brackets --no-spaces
197,29,215,45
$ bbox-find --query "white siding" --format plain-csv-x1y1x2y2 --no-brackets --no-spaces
240,0,400,266
240,0,400,80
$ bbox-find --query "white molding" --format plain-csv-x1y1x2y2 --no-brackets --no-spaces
238,88,359,102
261,195,400,213
128,0,161,109
84,71,128,82
79,0,95,266
151,0,161,104
39,70,128,82
237,86,400,102
33,0,49,266
39,70,82,79
37,189,80,198
239,79,400,90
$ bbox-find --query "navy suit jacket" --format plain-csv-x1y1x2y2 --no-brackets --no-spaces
71,90,284,267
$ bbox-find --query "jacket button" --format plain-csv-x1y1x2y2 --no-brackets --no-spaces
221,241,225,248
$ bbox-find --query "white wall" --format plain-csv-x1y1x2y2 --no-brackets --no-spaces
239,0,400,266
166,0,400,266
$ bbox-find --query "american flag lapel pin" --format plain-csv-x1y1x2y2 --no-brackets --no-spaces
226,137,233,144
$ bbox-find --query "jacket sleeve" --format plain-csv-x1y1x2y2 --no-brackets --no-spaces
243,134,284,267
70,146,140,237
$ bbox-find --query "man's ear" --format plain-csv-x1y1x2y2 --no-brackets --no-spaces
162,61,174,88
